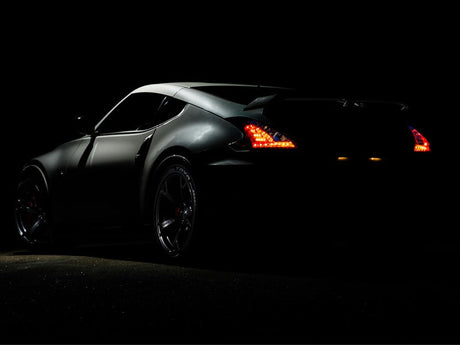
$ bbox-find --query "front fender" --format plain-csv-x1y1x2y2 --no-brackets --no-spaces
29,137,88,193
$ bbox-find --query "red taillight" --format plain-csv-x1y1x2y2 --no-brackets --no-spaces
409,126,431,152
244,124,296,149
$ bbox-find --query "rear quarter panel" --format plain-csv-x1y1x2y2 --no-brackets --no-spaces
139,104,242,210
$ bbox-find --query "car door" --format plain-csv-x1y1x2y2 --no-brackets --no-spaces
72,92,166,227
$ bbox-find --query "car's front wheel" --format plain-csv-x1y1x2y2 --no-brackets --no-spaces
14,165,54,248
153,163,198,259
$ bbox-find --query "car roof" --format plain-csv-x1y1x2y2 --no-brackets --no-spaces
132,82,283,118
131,83,409,118
132,82,275,94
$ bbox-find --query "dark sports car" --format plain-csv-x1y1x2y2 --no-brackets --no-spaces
14,82,433,259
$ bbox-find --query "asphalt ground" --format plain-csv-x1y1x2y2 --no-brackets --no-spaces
1,239,459,344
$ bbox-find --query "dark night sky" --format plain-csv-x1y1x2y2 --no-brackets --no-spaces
2,3,455,239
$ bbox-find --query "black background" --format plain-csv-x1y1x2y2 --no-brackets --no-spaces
2,3,456,243
1,5,458,343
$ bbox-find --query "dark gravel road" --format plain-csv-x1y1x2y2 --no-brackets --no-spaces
1,241,459,344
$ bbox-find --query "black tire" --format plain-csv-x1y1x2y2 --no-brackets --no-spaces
152,163,199,259
14,165,54,248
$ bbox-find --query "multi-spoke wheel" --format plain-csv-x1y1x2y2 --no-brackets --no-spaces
14,165,53,247
153,164,198,259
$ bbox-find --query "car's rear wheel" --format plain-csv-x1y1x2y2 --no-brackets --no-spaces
153,163,198,259
14,165,54,247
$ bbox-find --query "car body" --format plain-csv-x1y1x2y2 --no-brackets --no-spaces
14,82,434,258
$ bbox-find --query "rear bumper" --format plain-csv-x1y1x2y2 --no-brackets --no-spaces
196,150,448,250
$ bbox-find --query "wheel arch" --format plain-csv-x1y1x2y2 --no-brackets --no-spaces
18,160,50,192
140,146,195,222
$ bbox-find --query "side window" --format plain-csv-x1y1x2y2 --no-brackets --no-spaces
96,93,165,133
138,97,186,130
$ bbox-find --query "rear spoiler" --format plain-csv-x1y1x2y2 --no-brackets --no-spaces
244,95,410,112
244,94,279,110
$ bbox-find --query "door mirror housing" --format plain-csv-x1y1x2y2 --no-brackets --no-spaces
74,115,96,136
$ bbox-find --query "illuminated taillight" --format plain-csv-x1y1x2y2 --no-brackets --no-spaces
409,126,431,152
244,124,296,149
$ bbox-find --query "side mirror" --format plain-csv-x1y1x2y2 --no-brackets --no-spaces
74,115,95,136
